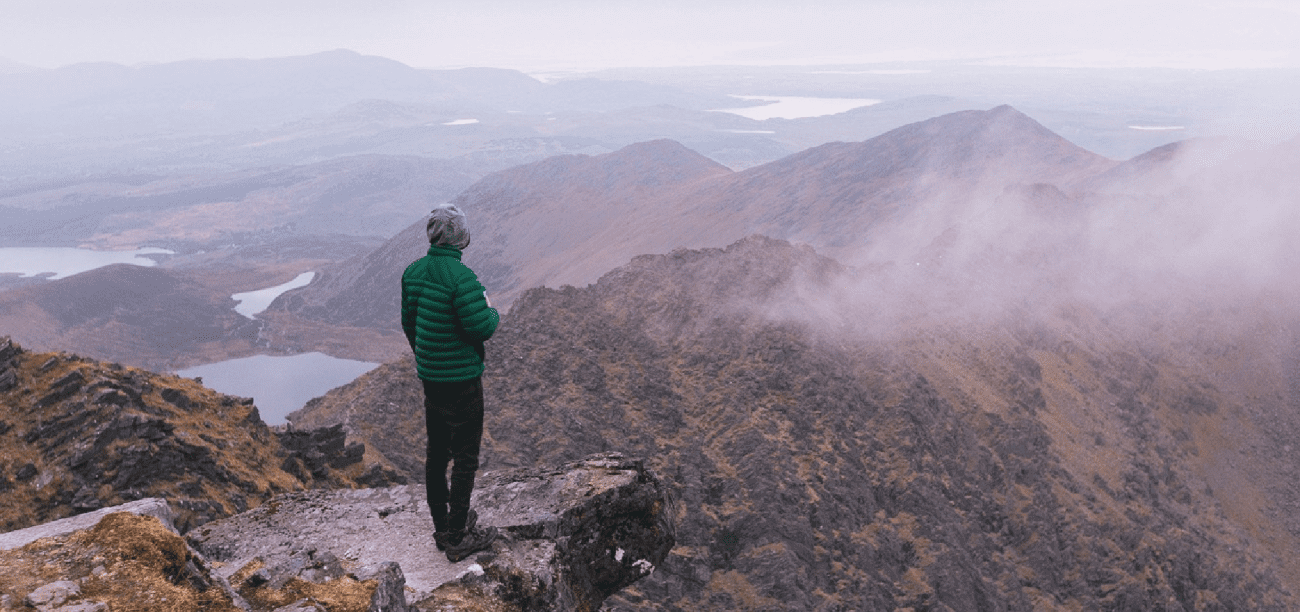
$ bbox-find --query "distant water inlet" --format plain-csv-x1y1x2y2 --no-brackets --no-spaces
714,95,882,120
0,247,173,279
231,271,315,318
175,353,379,425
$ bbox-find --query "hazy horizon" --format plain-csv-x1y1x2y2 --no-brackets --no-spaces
4,0,1299,72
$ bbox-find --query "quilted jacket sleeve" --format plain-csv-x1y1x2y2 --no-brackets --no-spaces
453,268,499,343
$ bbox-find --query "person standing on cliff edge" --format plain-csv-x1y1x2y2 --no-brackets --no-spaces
402,203,500,562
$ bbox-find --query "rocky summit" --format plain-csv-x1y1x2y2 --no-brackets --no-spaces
297,235,1300,610
0,453,672,612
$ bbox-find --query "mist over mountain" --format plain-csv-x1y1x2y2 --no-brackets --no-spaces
6,51,1300,610
271,97,1300,608
268,105,1127,338
293,235,1300,610
259,103,1300,381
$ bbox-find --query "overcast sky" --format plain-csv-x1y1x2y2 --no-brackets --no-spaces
3,0,1299,72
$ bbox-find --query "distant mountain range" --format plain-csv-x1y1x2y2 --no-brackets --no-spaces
268,104,1300,348
0,50,782,185
265,106,1119,335
8,103,1295,375
0,154,485,249
9,49,1241,197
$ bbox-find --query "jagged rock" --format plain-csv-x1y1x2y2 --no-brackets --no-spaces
13,463,36,482
359,562,409,612
160,386,193,409
276,423,367,481
188,453,674,611
0,337,18,363
355,462,408,488
0,336,20,394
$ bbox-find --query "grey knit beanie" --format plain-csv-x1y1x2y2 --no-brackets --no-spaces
426,203,470,249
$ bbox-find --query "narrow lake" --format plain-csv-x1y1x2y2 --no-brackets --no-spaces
175,352,380,425
232,271,315,318
0,247,173,279
714,95,882,121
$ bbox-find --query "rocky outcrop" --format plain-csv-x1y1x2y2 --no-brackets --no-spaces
0,498,177,552
188,453,674,611
0,337,399,534
275,423,405,488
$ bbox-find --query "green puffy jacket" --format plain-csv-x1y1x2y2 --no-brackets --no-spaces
401,245,499,382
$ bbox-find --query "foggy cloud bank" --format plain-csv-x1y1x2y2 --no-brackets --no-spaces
763,136,1300,347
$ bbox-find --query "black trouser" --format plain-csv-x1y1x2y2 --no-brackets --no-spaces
423,376,484,534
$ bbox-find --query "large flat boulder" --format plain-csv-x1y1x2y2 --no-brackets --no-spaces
188,453,675,610
0,498,176,551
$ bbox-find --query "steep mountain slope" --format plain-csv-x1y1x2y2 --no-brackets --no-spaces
0,336,401,534
269,105,1113,340
293,236,1300,610
267,138,733,332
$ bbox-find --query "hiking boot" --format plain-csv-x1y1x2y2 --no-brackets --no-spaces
433,510,478,551
443,525,499,563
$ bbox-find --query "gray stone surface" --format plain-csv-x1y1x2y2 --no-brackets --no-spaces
0,498,176,551
48,603,107,612
269,600,325,612
24,580,80,610
189,453,674,610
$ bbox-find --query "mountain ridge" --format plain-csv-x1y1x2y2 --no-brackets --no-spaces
291,235,1300,610
267,105,1124,341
